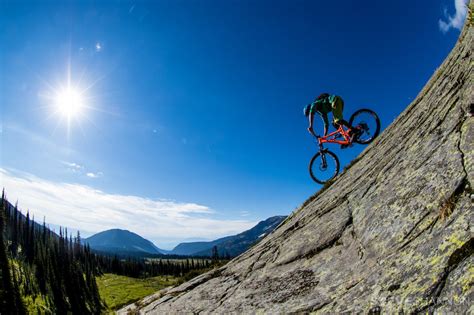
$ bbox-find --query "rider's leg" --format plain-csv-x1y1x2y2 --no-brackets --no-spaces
333,99,361,137
332,98,360,148
332,96,353,131
337,119,353,132
332,96,362,148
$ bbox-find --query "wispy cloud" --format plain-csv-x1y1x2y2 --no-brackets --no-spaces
0,168,256,249
439,0,468,33
239,210,250,217
62,161,102,179
86,172,103,179
62,161,84,173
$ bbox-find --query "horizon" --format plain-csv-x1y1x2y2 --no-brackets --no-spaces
0,200,286,251
0,0,468,249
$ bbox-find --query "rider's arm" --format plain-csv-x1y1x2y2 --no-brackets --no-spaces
308,112,316,136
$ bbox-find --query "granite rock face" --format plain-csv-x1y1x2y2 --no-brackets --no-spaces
122,16,473,314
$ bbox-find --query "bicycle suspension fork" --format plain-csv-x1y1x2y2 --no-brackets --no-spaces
318,139,328,168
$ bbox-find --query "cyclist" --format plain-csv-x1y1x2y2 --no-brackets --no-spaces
304,93,359,148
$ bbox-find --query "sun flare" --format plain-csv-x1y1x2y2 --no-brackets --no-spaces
55,87,84,118
40,62,101,136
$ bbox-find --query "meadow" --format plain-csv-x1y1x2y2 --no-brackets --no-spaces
96,273,179,311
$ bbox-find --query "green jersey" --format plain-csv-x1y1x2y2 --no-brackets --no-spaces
310,94,344,126
310,94,336,115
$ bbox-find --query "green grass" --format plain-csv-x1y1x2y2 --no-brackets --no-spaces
23,295,51,314
96,273,179,311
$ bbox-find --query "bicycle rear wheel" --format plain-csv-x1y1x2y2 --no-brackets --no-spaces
349,109,381,144
309,150,340,184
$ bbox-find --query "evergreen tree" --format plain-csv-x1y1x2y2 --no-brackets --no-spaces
211,245,219,263
0,190,25,314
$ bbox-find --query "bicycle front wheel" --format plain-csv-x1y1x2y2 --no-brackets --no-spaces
349,109,381,144
309,150,340,184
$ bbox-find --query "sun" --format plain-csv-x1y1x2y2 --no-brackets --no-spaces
39,62,101,137
55,87,84,118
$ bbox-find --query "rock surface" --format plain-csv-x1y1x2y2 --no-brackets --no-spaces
120,15,473,314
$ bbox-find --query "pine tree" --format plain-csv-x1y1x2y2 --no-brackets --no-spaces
211,245,219,263
0,190,26,314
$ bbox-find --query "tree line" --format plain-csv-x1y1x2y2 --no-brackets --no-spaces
0,191,223,314
1,190,103,314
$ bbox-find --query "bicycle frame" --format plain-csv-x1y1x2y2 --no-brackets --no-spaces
315,125,351,170
318,125,351,146
309,109,380,184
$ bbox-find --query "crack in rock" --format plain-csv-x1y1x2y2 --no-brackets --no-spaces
416,238,474,312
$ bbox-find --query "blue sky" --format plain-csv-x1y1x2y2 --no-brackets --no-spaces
0,0,468,248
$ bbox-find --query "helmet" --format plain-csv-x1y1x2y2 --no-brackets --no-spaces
303,104,311,117
315,93,329,102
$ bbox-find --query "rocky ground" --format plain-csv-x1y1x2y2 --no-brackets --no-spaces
119,13,473,314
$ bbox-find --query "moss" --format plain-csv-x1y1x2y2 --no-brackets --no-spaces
430,255,442,266
461,266,474,293
439,234,466,252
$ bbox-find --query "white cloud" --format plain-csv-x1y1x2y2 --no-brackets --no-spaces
95,42,102,52
62,161,102,179
0,168,256,249
86,172,103,179
439,0,469,33
62,161,84,173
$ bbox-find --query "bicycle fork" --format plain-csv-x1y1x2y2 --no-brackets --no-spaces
318,141,328,169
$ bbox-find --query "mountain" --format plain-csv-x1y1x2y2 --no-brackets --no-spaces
85,229,167,255
170,237,233,256
192,216,287,257
170,216,287,257
85,216,286,258
120,13,473,314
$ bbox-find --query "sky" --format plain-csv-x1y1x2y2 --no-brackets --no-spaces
0,0,468,249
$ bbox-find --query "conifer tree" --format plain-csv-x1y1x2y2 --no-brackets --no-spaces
0,190,25,314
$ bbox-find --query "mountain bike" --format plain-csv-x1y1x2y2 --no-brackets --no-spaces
309,109,381,184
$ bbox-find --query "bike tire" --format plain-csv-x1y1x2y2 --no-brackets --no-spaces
309,150,340,184
349,109,381,144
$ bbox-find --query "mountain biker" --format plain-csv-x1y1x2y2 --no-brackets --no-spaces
304,93,359,148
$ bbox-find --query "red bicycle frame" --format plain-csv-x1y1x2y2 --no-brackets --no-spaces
318,125,352,145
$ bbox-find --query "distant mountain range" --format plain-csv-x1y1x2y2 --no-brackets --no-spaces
171,216,287,257
85,216,286,258
85,229,168,255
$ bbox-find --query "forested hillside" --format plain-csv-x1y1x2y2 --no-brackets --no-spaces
0,191,218,313
0,190,103,314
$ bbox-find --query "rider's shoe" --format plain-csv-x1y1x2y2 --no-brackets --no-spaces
341,127,361,149
349,127,362,142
